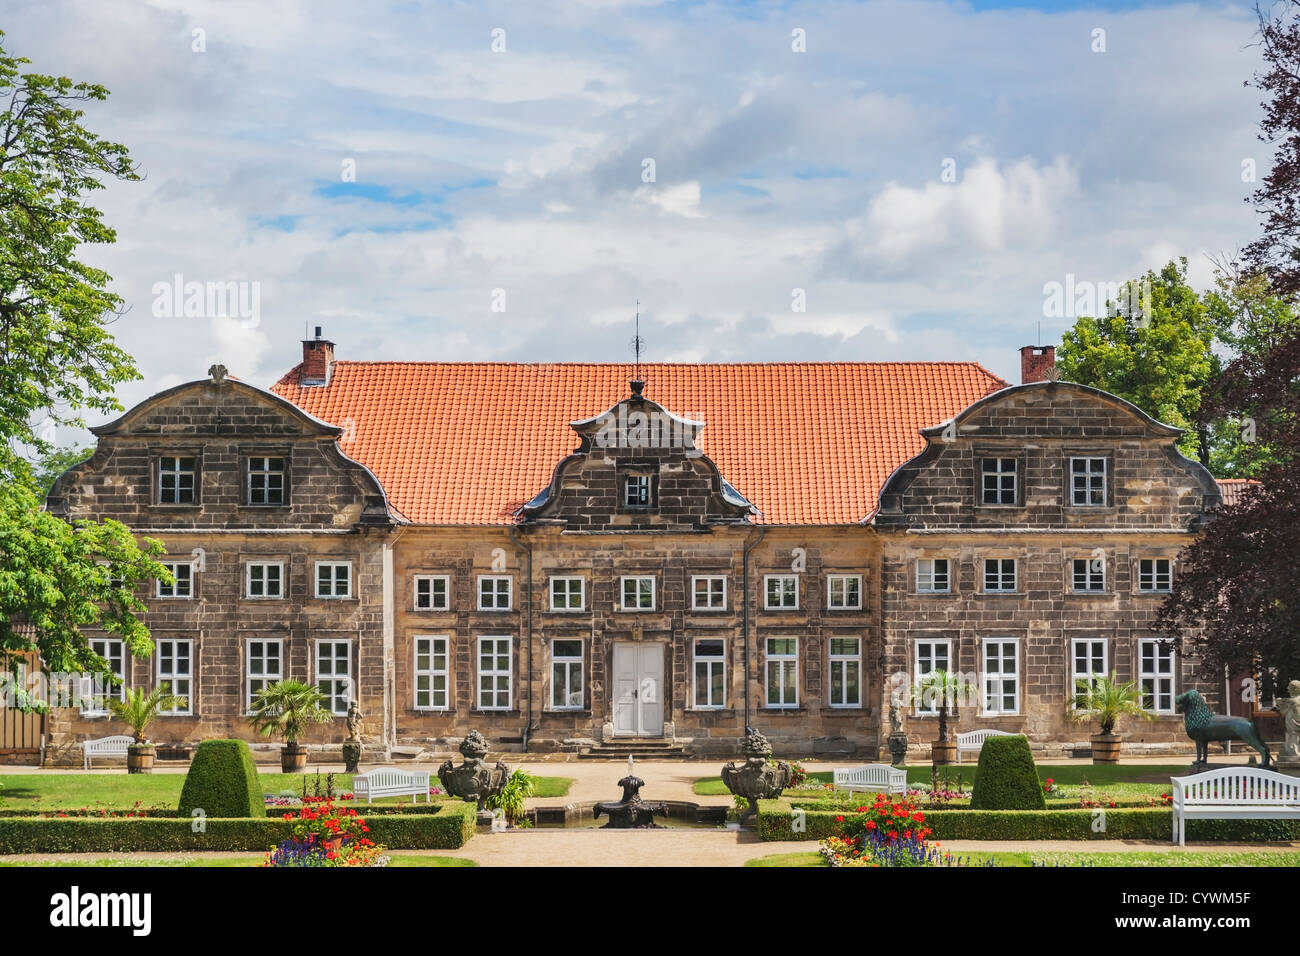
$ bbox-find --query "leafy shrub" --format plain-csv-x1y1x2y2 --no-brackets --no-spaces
970,735,1046,810
485,769,535,827
177,739,264,818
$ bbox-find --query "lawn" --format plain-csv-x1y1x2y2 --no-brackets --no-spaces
744,850,1300,868
694,764,1193,796
0,771,572,810
0,854,476,867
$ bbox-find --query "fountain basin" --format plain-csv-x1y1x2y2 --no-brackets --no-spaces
524,801,731,829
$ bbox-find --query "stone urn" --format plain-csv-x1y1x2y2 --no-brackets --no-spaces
126,743,155,774
438,730,510,811
1090,733,1122,764
721,729,793,824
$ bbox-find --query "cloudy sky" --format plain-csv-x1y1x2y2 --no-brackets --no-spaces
2,0,1271,426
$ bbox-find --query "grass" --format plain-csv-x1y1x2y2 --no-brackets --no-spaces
0,854,476,868
744,850,1300,868
0,771,572,810
693,764,1195,796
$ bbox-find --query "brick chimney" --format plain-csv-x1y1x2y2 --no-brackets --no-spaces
1019,344,1055,384
300,326,335,386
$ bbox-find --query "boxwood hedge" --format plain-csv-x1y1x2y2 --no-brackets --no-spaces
178,739,264,818
969,735,1046,811
0,801,477,854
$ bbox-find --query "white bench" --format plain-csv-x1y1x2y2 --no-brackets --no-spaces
83,735,135,770
956,729,1015,764
1170,767,1300,846
832,764,908,795
351,768,432,804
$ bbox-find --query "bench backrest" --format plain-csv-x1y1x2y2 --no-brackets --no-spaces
834,765,902,784
84,735,134,753
355,768,429,789
1171,768,1300,806
957,730,1014,747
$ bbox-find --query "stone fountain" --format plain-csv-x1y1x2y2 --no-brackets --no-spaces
438,730,511,813
721,729,792,824
592,756,669,828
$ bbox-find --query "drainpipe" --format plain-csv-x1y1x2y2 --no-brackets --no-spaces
509,525,534,752
742,526,767,731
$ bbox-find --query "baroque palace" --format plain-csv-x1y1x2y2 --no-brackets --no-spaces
24,335,1237,765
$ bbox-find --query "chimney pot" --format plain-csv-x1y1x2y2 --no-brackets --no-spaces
1019,344,1056,384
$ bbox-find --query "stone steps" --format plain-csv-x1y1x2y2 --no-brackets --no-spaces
580,740,691,760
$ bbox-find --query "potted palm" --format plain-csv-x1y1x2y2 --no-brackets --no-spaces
109,684,184,774
1069,672,1151,763
919,669,963,764
249,679,335,772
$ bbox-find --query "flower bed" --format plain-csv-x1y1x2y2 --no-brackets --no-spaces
264,799,386,867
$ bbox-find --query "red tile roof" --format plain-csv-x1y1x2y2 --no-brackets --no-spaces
1216,478,1260,508
271,362,1007,525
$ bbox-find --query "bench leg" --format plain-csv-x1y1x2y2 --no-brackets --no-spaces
1179,815,1185,847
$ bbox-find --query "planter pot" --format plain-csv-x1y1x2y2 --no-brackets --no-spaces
127,744,156,774
1090,733,1122,764
281,745,309,773
931,740,956,765
322,836,344,853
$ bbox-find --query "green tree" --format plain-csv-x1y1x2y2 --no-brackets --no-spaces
30,444,93,498
0,31,165,699
1056,260,1218,465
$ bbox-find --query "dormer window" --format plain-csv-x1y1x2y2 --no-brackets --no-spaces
623,473,654,509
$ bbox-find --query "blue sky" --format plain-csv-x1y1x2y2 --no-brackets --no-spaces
0,0,1269,427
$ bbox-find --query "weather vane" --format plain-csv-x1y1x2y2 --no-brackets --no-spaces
628,300,645,381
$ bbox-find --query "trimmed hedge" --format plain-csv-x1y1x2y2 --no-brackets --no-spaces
0,801,477,854
178,739,264,818
970,735,1045,810
756,800,1300,843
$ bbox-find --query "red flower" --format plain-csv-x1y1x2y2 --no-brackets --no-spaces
888,830,898,840
912,811,925,823
865,820,876,830
835,815,844,823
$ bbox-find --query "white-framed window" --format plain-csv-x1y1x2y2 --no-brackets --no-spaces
550,639,584,710
1070,457,1108,506
693,638,726,709
477,575,512,611
1138,558,1172,593
247,456,285,505
982,638,1019,715
157,561,193,599
765,637,798,708
414,575,450,610
477,636,512,710
246,562,283,599
246,639,283,711
156,638,193,715
691,575,727,611
827,574,862,610
981,457,1017,505
315,561,352,599
80,637,126,715
549,576,585,612
913,639,952,714
158,455,196,504
916,558,951,593
828,637,861,708
764,575,799,610
620,576,655,611
1139,639,1175,714
1072,556,1106,592
414,635,450,710
1071,638,1108,706
623,473,653,508
315,640,352,716
983,558,1017,592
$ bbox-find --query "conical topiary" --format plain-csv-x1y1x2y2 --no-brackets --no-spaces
969,734,1046,810
178,739,265,818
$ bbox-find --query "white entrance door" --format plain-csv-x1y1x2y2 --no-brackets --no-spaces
612,643,664,737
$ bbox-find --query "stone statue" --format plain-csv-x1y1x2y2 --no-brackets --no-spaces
346,700,363,742
438,730,511,811
889,704,903,736
721,729,792,825
886,703,908,767
1274,680,1300,760
1175,690,1271,770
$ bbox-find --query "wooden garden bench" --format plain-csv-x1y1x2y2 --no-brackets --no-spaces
1170,767,1300,846
956,729,1015,764
832,764,908,795
351,767,432,804
82,735,134,770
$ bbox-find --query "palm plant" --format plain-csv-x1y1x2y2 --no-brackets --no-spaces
1069,673,1151,736
918,669,964,743
248,679,334,747
110,684,184,744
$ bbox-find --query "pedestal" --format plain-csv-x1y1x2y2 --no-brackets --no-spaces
342,740,361,774
887,732,909,768
1276,757,1300,778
